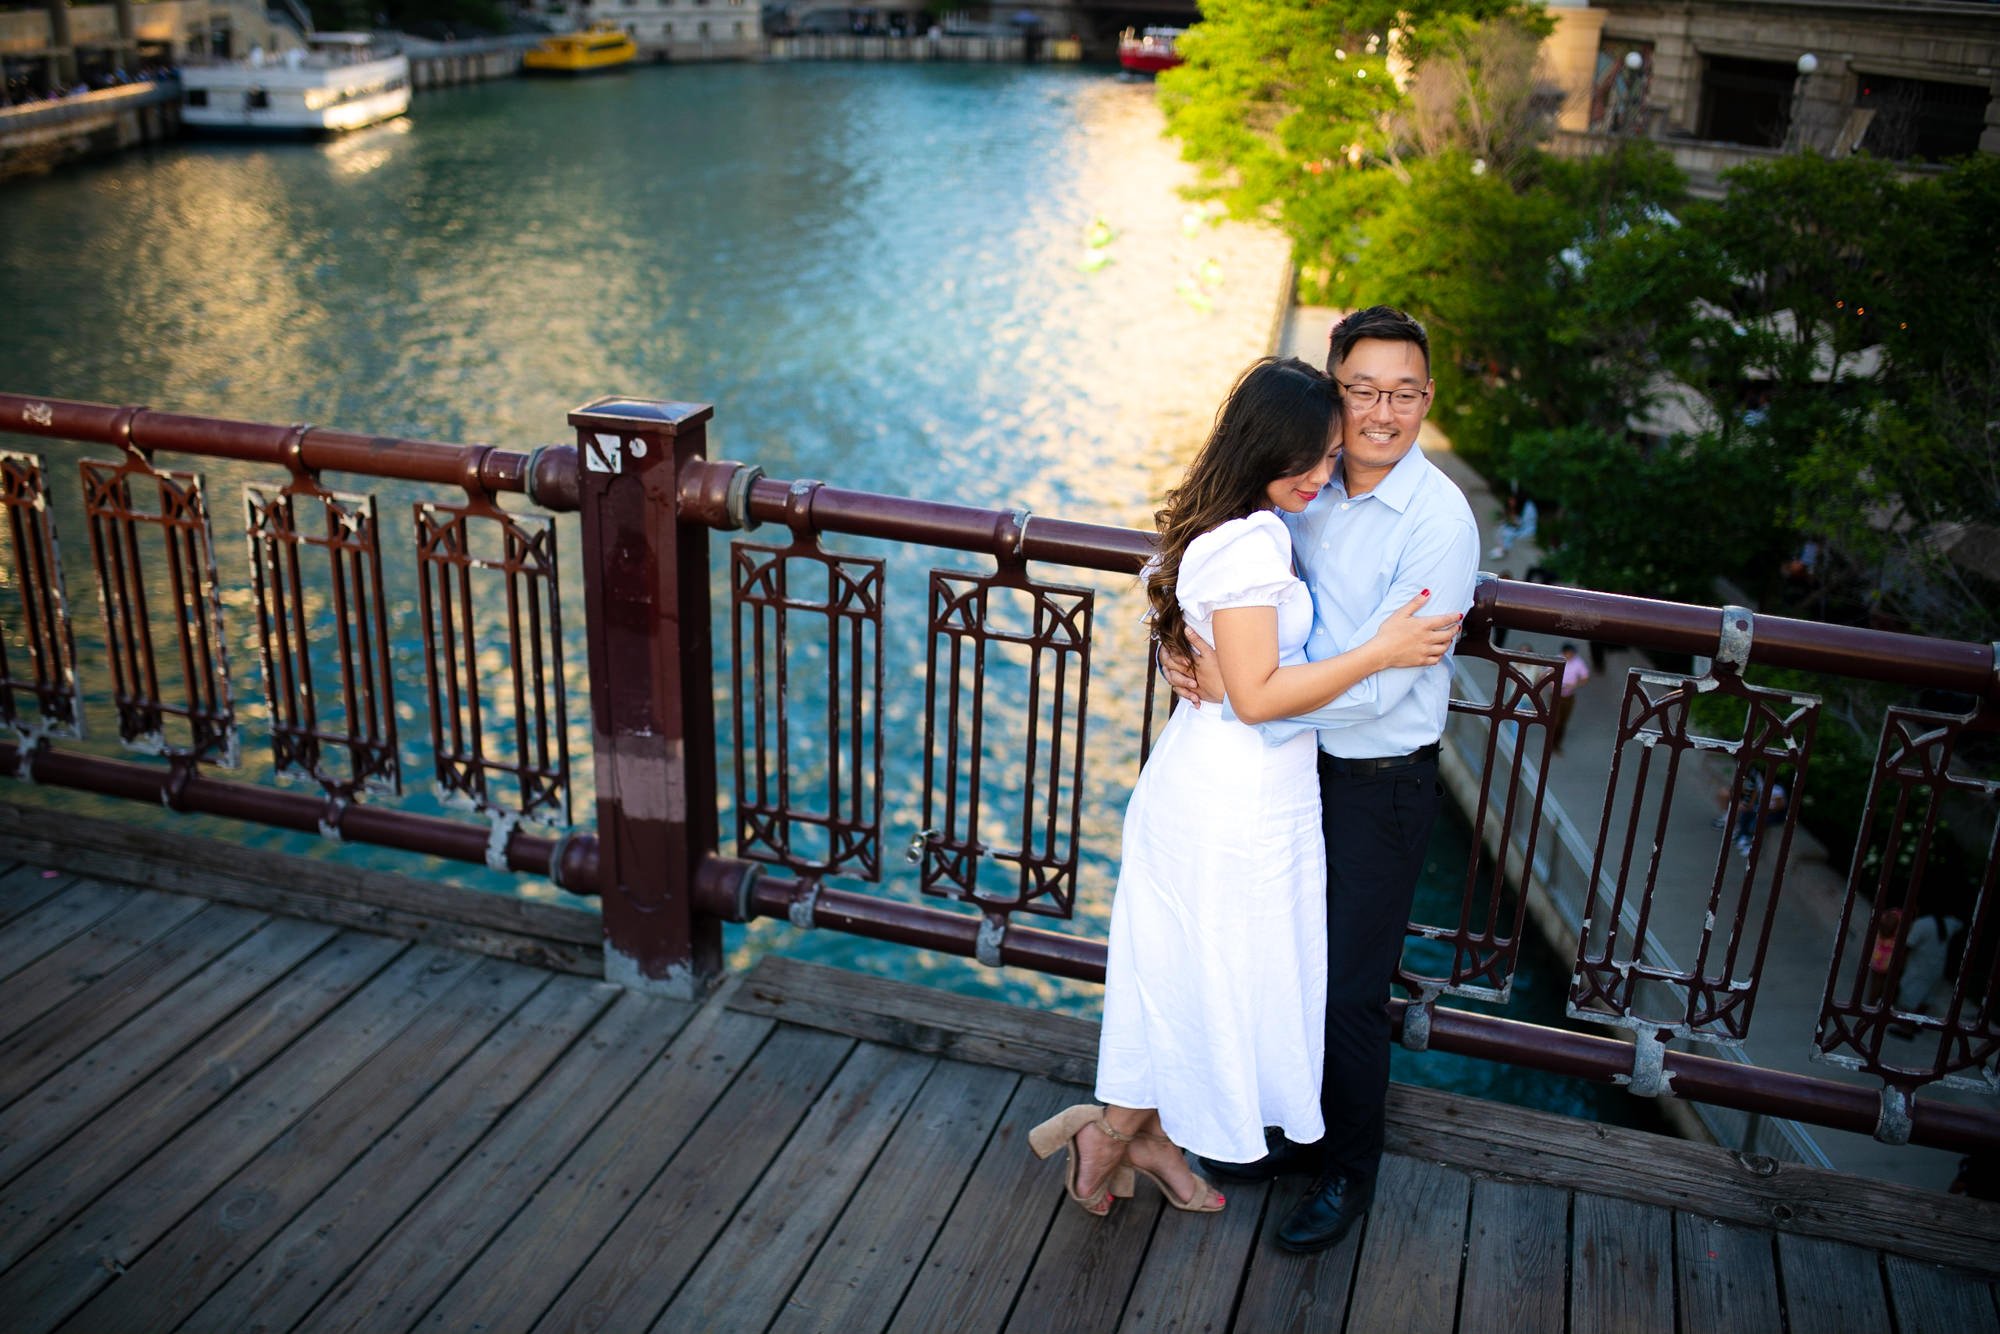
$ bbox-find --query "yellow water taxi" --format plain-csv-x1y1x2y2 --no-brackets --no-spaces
522,23,638,75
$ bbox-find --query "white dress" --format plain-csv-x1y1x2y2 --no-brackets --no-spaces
1094,511,1328,1163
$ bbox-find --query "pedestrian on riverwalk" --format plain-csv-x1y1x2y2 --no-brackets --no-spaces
1489,492,1537,560
1551,643,1590,754
1864,908,1903,1008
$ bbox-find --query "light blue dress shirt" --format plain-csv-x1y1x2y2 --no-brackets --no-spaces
1260,443,1479,756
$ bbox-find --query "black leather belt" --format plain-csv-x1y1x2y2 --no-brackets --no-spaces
1319,742,1440,777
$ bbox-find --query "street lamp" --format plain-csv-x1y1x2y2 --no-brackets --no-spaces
1613,48,1647,135
1788,52,1819,150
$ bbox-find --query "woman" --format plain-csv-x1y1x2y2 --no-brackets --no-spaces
1029,357,1460,1215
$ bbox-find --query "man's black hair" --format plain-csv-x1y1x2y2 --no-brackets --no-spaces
1327,305,1431,376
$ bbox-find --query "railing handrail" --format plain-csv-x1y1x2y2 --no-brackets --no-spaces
11,393,1990,701
0,394,581,510
681,455,2000,699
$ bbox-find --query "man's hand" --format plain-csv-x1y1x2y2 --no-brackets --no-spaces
1159,633,1224,707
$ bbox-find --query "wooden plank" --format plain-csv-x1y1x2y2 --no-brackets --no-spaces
648,1042,938,1334
0,880,129,981
0,929,396,1242
1343,1155,1472,1334
527,1024,855,1334
181,974,620,1334
1776,1233,1893,1334
1885,1252,2000,1334
1677,1211,1783,1334
0,801,601,975
0,902,266,1107
0,916,337,1176
0,863,68,925
739,955,2000,1276
416,996,778,1332
731,953,1101,1084
1004,1180,1163,1334
295,988,697,1333
0,888,209,1044
1118,1176,1268,1334
1231,1178,1364,1334
0,943,474,1333
1385,1077,2000,1276
1457,1178,1569,1334
770,1058,1020,1334
885,1078,1087,1334
1571,1192,1674,1334
60,957,549,1334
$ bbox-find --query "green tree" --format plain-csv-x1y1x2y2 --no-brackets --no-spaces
1163,5,1995,635
1157,0,1550,286
1327,144,1695,471
1672,153,1999,637
1801,154,2000,641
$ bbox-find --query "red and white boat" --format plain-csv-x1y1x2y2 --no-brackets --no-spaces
1118,27,1185,75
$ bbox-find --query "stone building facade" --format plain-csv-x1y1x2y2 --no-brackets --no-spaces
2,0,299,89
1540,0,2000,190
526,0,764,60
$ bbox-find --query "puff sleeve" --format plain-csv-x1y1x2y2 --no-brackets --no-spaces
1175,512,1300,631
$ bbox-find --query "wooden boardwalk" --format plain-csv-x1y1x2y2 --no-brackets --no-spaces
0,844,1997,1334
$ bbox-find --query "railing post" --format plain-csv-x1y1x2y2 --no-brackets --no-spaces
569,396,721,996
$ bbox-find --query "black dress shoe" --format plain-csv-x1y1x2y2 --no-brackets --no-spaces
1276,1172,1375,1253
1196,1131,1317,1183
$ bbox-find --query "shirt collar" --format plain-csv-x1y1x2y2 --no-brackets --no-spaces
1331,442,1430,513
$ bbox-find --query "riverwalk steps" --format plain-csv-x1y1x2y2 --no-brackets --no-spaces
1278,304,1978,1194
0,841,1992,1334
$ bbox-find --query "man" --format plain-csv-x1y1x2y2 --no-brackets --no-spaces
1167,306,1478,1252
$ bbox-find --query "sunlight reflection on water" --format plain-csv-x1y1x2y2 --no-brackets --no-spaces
0,62,1287,1007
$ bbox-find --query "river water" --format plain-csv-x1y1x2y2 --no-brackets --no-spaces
0,63,1654,1127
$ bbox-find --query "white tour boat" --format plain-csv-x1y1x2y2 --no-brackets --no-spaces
180,32,411,135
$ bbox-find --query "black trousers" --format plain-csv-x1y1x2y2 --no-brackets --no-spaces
1315,748,1443,1185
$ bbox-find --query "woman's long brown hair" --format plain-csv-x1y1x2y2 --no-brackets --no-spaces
1148,356,1339,658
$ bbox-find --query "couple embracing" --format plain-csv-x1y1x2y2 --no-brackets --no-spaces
1030,306,1479,1253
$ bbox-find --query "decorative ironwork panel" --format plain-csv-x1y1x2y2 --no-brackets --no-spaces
1568,666,1818,1046
1411,640,1564,1002
730,535,884,879
246,484,399,798
1815,705,1999,1094
0,452,80,739
80,455,237,765
920,567,1093,918
413,502,569,826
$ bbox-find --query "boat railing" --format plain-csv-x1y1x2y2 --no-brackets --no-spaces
0,390,1993,1158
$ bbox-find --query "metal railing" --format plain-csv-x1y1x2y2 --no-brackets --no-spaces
0,390,1994,1156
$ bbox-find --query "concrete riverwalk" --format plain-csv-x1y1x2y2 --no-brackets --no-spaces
1278,305,1976,1193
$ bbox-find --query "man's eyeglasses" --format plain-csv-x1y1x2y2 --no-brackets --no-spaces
1338,383,1430,412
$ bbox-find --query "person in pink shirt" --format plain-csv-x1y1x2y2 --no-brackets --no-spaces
1551,643,1590,754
